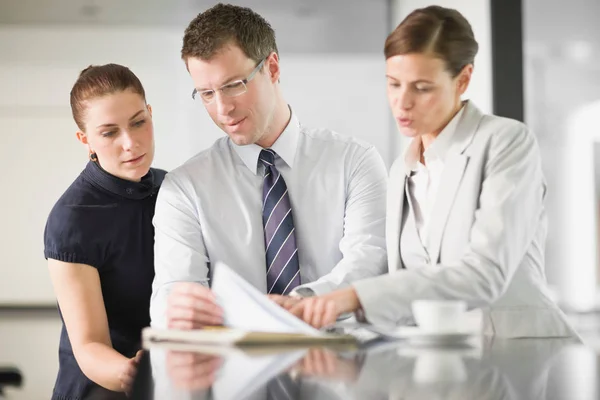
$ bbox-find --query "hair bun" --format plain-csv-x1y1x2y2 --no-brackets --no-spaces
79,65,96,78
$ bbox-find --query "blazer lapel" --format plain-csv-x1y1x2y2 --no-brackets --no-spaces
386,159,406,272
426,154,468,264
426,101,483,264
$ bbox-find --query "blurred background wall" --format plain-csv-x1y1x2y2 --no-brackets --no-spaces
0,0,495,308
0,0,395,306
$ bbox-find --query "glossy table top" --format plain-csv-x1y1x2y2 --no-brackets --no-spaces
128,335,599,400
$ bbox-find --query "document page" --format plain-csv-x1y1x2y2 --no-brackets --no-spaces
211,262,322,336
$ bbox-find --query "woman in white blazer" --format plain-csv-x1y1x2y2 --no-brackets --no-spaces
286,6,578,338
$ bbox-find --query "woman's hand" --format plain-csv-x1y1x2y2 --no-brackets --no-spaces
289,287,361,329
119,350,143,395
268,294,302,310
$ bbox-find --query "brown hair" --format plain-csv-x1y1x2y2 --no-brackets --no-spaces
384,6,478,77
181,3,278,64
70,64,146,131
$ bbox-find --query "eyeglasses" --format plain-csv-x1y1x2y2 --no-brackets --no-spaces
192,58,267,105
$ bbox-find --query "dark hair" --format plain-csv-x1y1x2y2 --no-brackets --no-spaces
70,64,146,131
181,3,278,64
384,6,478,77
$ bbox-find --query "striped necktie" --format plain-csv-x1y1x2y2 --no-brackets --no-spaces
259,149,301,295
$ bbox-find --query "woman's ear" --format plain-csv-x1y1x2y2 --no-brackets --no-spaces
147,104,153,117
76,131,88,145
457,64,474,95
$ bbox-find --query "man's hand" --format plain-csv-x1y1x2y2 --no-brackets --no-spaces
167,282,223,330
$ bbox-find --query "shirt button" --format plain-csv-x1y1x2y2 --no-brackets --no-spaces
126,188,134,195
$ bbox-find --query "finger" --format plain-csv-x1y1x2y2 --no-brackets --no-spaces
303,299,316,327
171,282,217,302
169,357,222,389
323,301,338,328
313,349,327,376
288,302,305,319
168,294,223,319
174,371,217,391
312,300,325,328
133,350,144,363
167,315,222,329
121,382,132,396
168,319,204,330
321,349,337,375
121,373,134,388
122,366,137,382
283,297,301,310
167,352,220,369
304,349,318,375
268,294,286,305
168,304,223,327
124,360,137,373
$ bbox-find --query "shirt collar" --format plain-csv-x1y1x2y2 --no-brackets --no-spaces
83,161,159,200
231,107,300,175
404,104,466,176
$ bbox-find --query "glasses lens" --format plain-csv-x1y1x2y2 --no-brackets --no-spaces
222,81,247,97
199,90,216,104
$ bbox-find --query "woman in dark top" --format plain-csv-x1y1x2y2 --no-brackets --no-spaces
44,63,166,399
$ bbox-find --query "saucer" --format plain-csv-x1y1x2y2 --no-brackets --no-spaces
393,326,478,346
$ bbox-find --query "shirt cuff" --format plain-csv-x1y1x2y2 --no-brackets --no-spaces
351,278,412,327
293,280,336,296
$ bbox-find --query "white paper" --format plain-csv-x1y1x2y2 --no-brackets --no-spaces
211,262,322,336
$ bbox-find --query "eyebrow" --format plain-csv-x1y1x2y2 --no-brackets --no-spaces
385,75,435,85
95,109,145,128
197,74,244,92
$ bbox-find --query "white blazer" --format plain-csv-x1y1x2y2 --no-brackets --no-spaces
353,101,579,338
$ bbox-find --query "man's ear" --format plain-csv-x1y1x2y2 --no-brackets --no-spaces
266,52,281,84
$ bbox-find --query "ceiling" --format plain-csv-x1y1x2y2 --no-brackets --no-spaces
0,0,390,53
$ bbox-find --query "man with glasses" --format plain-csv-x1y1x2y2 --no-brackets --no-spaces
150,3,388,330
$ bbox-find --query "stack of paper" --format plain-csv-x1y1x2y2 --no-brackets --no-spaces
143,262,356,346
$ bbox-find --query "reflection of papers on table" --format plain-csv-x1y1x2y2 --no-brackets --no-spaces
212,347,306,400
142,262,355,346
148,344,307,400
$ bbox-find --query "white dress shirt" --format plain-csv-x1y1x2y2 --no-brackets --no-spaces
150,110,388,328
404,106,465,252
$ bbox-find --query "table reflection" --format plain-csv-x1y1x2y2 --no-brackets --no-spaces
130,336,587,400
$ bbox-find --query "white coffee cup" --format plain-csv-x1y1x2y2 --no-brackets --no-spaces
411,300,467,333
